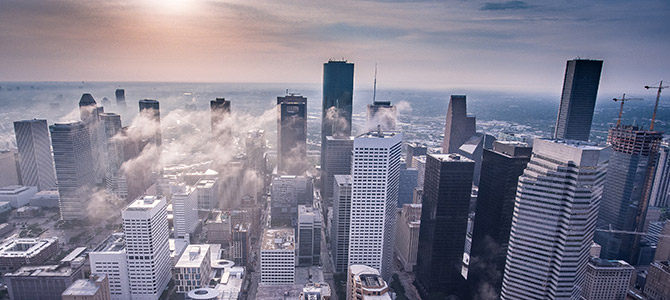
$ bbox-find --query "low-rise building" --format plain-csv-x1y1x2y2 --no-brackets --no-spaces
206,210,232,245
62,274,111,300
645,260,670,300
29,188,60,208
0,185,37,208
581,258,634,300
0,236,59,272
175,244,213,294
300,282,331,300
260,228,295,285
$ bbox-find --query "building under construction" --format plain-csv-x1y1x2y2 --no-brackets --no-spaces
596,125,663,264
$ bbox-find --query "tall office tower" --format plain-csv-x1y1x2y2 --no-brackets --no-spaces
395,203,422,272
595,126,663,263
260,228,296,285
398,162,418,207
13,119,57,191
89,233,129,300
79,93,105,183
321,60,354,171
270,175,313,227
348,131,401,280
501,139,609,300
210,97,231,136
456,133,496,186
346,265,392,300
553,59,603,141
331,175,352,273
406,142,427,168
231,223,250,267
138,99,161,147
277,94,307,175
413,155,426,190
581,258,634,300
469,141,531,297
321,135,354,205
366,100,397,131
172,186,198,241
122,196,171,300
442,95,476,154
50,121,95,220
115,89,126,107
297,205,322,266
645,261,670,300
99,113,127,199
415,154,474,299
651,143,670,207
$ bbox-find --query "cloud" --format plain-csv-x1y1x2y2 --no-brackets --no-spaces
480,1,533,11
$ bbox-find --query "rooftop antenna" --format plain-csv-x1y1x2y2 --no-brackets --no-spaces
373,63,378,104
645,80,668,130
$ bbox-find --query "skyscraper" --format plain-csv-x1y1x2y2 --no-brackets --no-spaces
415,154,474,299
331,175,352,273
210,97,231,136
122,196,171,300
99,113,126,199
469,141,531,297
138,99,161,147
553,59,603,141
366,100,396,131
348,131,401,280
297,205,321,266
321,135,353,205
405,142,427,168
595,126,663,263
79,93,105,183
13,119,57,191
651,143,670,207
442,95,476,154
115,89,126,107
321,60,354,170
270,175,313,227
277,94,307,175
501,139,609,300
50,121,95,220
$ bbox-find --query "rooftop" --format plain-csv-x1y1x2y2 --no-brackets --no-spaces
196,178,218,189
262,228,295,251
538,138,603,150
61,275,107,296
589,257,634,269
0,236,58,258
431,153,474,163
0,185,31,194
91,233,126,253
357,130,401,139
125,195,163,211
176,244,211,268
5,264,78,277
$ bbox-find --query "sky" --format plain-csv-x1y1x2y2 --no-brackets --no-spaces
1,0,669,94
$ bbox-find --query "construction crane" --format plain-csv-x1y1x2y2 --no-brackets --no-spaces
596,224,670,238
645,80,669,130
612,93,643,127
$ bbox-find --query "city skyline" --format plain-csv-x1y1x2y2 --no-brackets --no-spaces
0,1,668,94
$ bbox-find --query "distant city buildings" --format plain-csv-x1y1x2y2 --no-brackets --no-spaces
50,121,95,220
331,174,352,273
321,60,354,172
13,119,57,191
277,94,307,175
501,139,609,300
348,131,401,280
596,126,663,264
210,97,231,135
415,154,474,299
553,59,603,141
138,99,162,148
115,89,126,108
442,95,476,154
260,228,295,285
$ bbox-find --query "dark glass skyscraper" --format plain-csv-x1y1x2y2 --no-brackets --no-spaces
469,141,531,298
553,59,603,141
210,97,231,135
321,60,353,168
595,126,663,263
115,89,126,107
416,153,474,300
138,99,161,147
277,94,307,175
321,135,353,205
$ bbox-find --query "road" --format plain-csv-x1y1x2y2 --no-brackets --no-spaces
394,255,422,300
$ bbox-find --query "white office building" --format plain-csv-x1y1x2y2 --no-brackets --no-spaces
348,131,401,280
581,258,634,300
13,119,57,191
0,185,37,208
195,178,219,210
260,228,295,285
501,139,609,300
122,196,171,300
331,175,352,273
89,233,129,300
172,186,198,241
174,244,212,294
